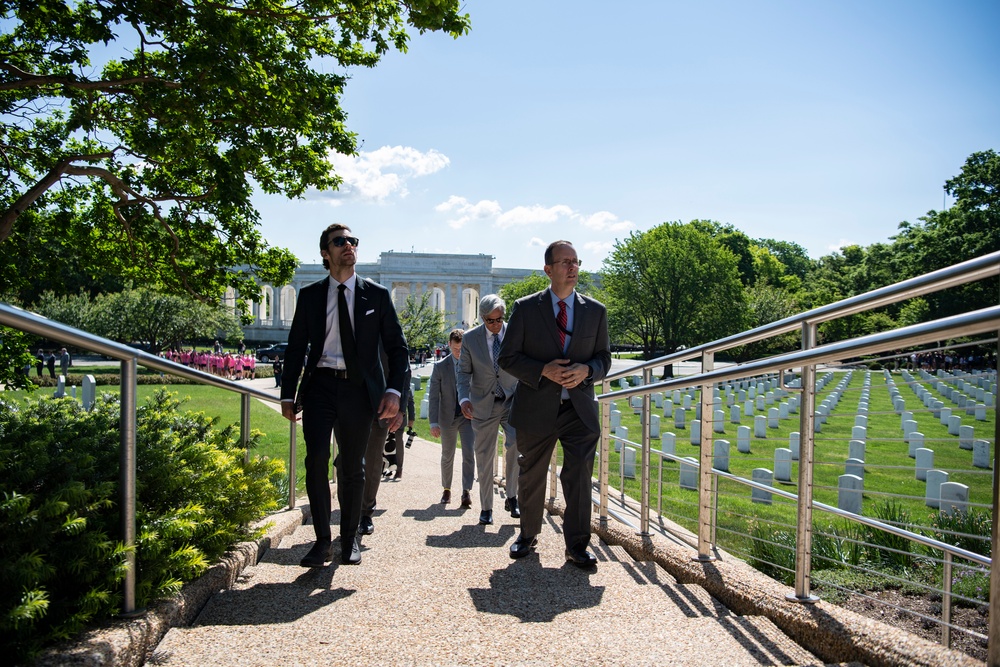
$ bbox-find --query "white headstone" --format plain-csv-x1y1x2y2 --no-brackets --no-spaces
915,448,933,481
730,404,741,424
679,457,698,490
958,425,975,450
82,375,97,411
53,374,66,398
851,425,866,443
661,432,676,457
650,414,661,439
420,396,429,419
751,468,773,505
737,425,751,453
690,420,701,446
754,415,767,438
615,426,627,452
908,431,924,458
714,439,730,472
713,409,725,433
855,415,868,429
973,440,991,469
939,482,969,516
838,474,863,514
674,407,685,430
845,457,864,480
947,415,962,436
610,410,622,429
767,407,779,429
789,432,800,461
622,446,636,478
939,407,952,426
848,439,865,462
774,448,792,482
925,469,948,508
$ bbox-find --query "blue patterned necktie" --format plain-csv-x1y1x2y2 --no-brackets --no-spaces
492,333,505,399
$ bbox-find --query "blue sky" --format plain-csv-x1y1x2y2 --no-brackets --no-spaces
253,0,1000,271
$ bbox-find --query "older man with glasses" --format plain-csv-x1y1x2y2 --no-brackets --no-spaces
280,223,410,567
457,294,520,526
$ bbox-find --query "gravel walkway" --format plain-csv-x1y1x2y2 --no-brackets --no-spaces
150,440,825,667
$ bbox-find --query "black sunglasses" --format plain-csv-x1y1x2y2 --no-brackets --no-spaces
329,236,359,247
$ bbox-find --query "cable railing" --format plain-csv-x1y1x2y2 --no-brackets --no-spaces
588,250,999,661
0,302,299,617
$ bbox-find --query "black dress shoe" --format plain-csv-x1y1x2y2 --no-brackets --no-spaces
505,497,520,518
300,540,333,568
509,534,538,559
359,516,374,536
440,489,451,504
478,510,493,525
565,547,598,568
460,490,472,508
341,536,361,565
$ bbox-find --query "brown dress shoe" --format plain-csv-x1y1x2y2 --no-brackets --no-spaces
440,489,451,504
460,490,472,508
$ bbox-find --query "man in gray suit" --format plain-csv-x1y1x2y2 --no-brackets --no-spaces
457,294,519,526
499,240,611,567
428,328,475,507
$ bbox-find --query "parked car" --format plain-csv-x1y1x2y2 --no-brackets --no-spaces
256,343,288,363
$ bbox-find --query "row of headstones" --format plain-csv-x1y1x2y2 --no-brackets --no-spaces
927,367,998,402
896,369,993,421
664,454,971,517
885,371,993,470
52,374,98,410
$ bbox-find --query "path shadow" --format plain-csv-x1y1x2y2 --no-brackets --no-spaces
469,561,604,623
194,582,355,626
402,503,475,522
425,523,517,549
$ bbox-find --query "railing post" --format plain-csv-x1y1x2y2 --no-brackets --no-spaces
599,379,610,525
240,392,251,464
548,448,558,504
695,351,716,561
119,357,139,616
942,551,953,649
988,332,999,667
789,322,820,603
288,419,297,510
640,367,652,535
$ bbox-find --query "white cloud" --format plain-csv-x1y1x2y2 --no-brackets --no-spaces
435,196,503,229
496,204,575,230
320,145,450,202
583,240,615,256
580,210,635,233
828,238,854,252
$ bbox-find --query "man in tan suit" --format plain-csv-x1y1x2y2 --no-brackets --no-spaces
499,240,611,567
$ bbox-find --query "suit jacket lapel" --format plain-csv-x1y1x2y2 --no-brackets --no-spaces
352,275,368,334
565,292,588,356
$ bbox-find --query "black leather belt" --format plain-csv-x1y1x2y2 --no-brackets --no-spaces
317,367,350,379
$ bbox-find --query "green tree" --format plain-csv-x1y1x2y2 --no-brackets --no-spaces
602,222,746,373
0,0,470,306
34,287,243,353
733,283,801,361
498,273,550,308
397,292,446,352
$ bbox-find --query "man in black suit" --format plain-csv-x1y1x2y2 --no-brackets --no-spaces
280,223,409,567
499,240,611,568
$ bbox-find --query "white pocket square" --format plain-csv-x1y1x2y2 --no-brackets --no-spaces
366,309,375,316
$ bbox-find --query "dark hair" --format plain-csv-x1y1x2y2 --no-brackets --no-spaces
320,223,352,269
448,328,464,343
544,240,574,265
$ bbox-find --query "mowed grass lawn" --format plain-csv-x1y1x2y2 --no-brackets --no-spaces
596,369,996,540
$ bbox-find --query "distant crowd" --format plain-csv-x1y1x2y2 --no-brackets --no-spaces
161,340,256,381
901,348,997,374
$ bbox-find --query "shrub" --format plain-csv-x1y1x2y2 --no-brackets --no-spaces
0,390,284,662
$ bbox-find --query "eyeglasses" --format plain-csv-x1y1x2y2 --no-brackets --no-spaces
329,236,360,248
550,258,582,268
483,316,503,325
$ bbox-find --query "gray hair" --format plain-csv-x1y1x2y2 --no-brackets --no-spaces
478,294,506,319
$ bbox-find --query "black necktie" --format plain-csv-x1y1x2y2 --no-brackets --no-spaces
338,284,362,386
557,300,568,351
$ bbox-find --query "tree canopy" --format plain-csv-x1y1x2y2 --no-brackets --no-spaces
0,0,470,305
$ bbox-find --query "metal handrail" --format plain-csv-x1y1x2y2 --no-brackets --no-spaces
0,302,298,616
593,251,999,660
604,249,1000,382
